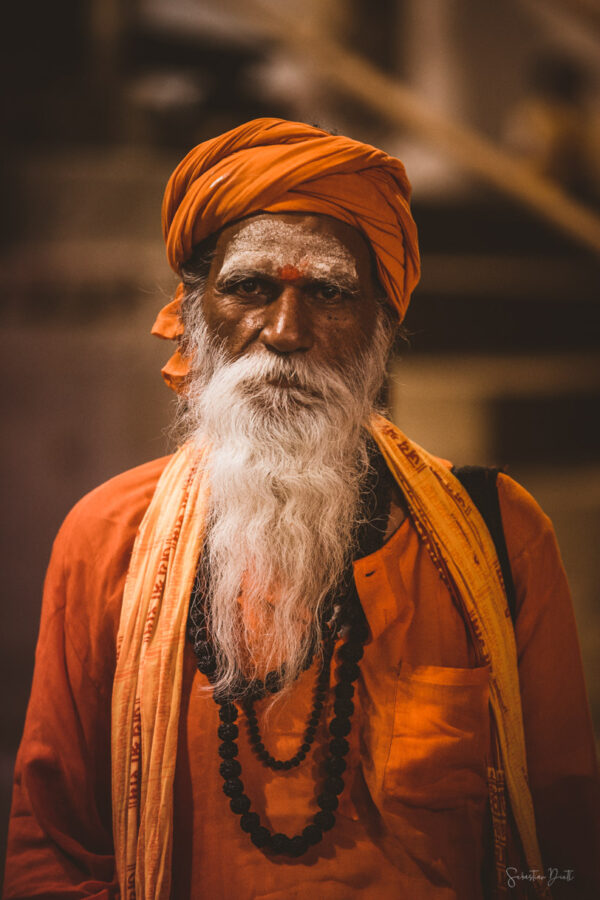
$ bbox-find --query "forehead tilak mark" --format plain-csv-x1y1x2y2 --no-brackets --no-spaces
220,218,359,281
278,264,303,281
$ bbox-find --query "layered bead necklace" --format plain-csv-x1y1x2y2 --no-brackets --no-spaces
187,441,395,858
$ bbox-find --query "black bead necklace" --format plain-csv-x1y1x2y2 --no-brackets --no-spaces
212,597,369,858
243,631,335,771
187,438,395,858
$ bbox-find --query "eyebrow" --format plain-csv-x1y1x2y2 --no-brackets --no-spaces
215,265,361,294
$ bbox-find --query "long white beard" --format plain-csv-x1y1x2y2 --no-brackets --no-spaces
178,302,393,697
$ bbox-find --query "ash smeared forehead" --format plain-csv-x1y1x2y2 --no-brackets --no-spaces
217,217,359,284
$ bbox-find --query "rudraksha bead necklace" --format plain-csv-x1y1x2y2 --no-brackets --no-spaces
242,631,335,771
197,589,369,858
187,439,395,858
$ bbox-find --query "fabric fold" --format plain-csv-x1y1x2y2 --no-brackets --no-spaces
112,443,210,900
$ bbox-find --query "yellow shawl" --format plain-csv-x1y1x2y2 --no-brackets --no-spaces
111,414,548,899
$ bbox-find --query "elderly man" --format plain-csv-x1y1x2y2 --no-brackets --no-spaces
4,119,599,899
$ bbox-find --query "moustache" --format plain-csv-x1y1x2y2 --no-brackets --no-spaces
221,353,341,400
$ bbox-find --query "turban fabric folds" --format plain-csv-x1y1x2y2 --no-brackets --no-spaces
154,118,420,391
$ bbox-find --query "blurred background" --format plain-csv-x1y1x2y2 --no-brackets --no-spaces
1,0,599,877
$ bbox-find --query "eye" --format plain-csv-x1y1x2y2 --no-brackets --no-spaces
236,277,262,295
314,282,345,302
221,276,273,300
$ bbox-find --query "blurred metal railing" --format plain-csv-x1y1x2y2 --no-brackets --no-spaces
235,0,600,256
543,0,600,36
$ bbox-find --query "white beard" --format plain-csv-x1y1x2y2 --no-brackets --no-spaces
178,301,393,697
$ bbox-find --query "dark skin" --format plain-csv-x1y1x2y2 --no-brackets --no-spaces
201,212,406,538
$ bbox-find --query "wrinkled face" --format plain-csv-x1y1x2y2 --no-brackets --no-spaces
201,213,385,372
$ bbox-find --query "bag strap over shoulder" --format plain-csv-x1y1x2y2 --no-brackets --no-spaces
452,466,517,624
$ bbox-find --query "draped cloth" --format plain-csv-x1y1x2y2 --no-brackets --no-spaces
152,118,421,391
111,444,210,899
111,415,548,900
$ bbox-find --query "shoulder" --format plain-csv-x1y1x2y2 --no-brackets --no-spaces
56,455,173,556
496,472,555,564
43,456,174,680
495,473,572,630
48,455,173,615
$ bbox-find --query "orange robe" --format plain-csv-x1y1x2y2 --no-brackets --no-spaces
4,458,599,899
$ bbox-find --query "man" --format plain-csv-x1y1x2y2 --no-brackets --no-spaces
4,118,599,899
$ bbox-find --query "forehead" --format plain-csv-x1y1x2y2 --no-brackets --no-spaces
211,213,375,283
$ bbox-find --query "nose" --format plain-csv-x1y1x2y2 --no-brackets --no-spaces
259,286,313,354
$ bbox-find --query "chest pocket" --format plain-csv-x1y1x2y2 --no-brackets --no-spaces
382,663,490,811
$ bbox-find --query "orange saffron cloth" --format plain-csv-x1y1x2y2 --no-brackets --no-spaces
4,458,599,899
111,418,544,900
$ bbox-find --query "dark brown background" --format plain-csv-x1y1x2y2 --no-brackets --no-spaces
2,0,599,881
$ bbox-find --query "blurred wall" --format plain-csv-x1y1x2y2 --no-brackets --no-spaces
2,0,599,881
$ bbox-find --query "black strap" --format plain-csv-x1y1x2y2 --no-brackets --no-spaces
452,466,518,624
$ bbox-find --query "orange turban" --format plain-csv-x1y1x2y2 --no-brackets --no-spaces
153,117,420,390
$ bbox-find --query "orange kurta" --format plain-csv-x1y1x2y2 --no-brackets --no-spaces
4,458,599,899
